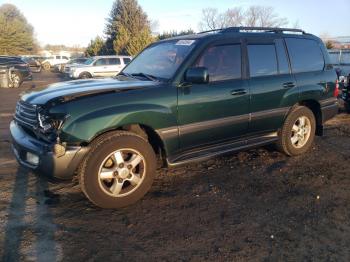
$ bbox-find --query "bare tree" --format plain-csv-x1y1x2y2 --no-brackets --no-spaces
198,5,288,31
224,7,244,27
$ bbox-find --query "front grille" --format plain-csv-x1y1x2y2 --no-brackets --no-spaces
15,100,38,128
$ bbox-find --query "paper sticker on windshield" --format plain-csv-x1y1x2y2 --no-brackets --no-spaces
176,40,195,46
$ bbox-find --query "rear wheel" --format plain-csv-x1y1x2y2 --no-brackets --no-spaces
43,62,50,71
79,131,157,208
277,106,316,156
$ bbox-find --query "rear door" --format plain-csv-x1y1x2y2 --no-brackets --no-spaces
247,38,298,135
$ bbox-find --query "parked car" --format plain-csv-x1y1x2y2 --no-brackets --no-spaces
21,56,42,73
10,27,338,208
41,55,70,71
328,49,350,111
68,55,132,79
56,57,88,74
0,56,32,88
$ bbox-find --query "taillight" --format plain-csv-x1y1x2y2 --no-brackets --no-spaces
334,79,339,97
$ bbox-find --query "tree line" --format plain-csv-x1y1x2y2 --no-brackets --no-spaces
2,1,323,57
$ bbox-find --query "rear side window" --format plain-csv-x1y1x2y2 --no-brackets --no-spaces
275,39,290,74
62,56,69,60
123,58,131,64
56,56,60,59
194,44,241,82
285,38,325,73
108,58,121,65
248,44,278,77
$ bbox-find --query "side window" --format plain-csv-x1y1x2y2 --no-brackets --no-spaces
94,59,107,66
55,56,60,59
123,58,131,65
194,44,241,82
285,38,325,73
62,56,68,60
248,44,278,77
275,39,290,74
108,58,121,65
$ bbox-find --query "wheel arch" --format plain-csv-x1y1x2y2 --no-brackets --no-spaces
287,100,323,136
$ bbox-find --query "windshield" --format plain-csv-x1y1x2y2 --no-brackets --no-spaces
84,58,94,65
341,52,350,64
123,39,197,80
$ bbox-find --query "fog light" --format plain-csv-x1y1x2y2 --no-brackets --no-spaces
26,152,39,165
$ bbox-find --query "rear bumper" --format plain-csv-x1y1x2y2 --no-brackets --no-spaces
10,120,89,180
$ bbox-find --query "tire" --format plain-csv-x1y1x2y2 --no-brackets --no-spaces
79,72,92,79
10,72,22,88
277,106,316,156
79,131,157,208
43,62,50,71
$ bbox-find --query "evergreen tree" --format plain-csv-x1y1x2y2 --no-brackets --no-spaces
0,4,37,55
85,36,105,56
104,0,154,56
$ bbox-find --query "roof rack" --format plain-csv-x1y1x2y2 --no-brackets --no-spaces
198,27,306,35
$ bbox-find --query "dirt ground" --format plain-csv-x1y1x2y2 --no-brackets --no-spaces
1,71,350,261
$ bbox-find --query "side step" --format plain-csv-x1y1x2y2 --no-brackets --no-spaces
167,132,278,167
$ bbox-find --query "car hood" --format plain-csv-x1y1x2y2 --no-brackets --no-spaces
21,78,160,105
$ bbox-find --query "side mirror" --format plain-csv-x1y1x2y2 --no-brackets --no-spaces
185,67,209,84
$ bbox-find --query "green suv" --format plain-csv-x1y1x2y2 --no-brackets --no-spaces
11,27,339,208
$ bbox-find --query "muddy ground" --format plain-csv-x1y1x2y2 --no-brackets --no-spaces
1,71,350,261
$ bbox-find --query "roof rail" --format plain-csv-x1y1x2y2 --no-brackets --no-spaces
222,27,306,34
198,27,306,35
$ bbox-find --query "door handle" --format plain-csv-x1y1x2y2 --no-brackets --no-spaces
283,82,296,88
231,89,247,96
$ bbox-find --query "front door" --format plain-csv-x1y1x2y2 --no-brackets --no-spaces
247,38,298,134
177,43,250,150
93,58,109,77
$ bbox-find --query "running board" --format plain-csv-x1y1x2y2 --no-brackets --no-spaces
167,132,278,167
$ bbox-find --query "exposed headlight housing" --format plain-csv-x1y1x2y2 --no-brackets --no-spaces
38,112,69,133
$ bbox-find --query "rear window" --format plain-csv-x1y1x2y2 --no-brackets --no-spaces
248,44,278,77
285,38,325,73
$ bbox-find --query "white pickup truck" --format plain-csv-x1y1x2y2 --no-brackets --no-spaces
42,55,70,70
68,55,132,79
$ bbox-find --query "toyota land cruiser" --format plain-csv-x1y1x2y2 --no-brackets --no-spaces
10,27,339,208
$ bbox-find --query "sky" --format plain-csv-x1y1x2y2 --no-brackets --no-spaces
2,0,350,47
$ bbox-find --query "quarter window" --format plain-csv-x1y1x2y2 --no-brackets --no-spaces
194,45,241,82
248,44,278,77
285,38,325,73
123,58,131,65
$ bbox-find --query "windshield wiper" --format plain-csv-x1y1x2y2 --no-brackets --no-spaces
131,73,160,82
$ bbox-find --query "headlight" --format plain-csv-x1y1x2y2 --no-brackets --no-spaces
38,112,68,133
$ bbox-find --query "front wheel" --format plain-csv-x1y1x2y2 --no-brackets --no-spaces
79,131,157,208
43,62,50,71
277,106,316,156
